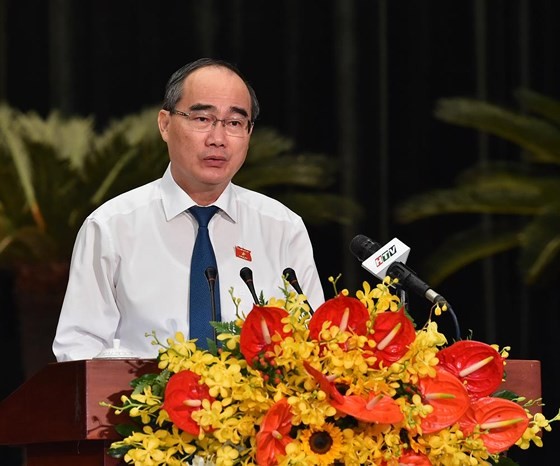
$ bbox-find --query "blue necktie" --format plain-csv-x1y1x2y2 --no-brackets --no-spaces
189,206,220,348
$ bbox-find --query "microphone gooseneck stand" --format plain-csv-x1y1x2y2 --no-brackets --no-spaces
204,266,219,346
240,267,260,305
283,267,314,314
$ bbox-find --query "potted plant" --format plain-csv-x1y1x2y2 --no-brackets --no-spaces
395,89,560,287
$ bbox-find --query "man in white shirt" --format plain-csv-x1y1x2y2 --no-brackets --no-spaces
53,58,324,361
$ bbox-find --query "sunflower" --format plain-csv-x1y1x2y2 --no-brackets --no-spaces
298,422,345,465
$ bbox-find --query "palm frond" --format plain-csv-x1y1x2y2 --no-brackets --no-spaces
246,128,295,163
421,227,522,286
396,162,560,223
515,88,560,128
234,154,335,191
520,207,560,285
0,106,45,230
275,193,364,226
16,109,96,169
395,187,542,223
435,98,560,165
397,89,560,287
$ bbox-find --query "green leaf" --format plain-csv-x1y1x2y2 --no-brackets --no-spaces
247,127,294,162
520,208,560,285
420,227,522,286
106,444,134,459
492,389,522,401
515,88,560,128
213,320,241,335
0,107,44,230
234,154,335,191
435,97,560,165
131,370,171,397
276,192,365,226
114,423,141,438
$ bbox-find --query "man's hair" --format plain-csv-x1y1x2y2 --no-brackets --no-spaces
162,58,260,122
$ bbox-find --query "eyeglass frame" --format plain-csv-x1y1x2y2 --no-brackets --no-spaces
169,109,254,136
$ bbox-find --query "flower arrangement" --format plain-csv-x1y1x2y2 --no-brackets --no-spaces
103,276,558,466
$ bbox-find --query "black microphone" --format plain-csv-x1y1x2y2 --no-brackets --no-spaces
350,234,461,340
240,267,260,305
205,266,219,344
283,267,314,314
349,234,446,305
349,234,382,262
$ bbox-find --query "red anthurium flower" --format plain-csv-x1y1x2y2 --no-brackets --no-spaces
303,361,403,423
240,305,292,367
303,361,344,403
163,370,215,435
459,396,529,454
256,398,294,466
308,295,369,341
381,450,432,466
332,392,404,424
437,340,504,399
368,307,416,367
418,367,470,434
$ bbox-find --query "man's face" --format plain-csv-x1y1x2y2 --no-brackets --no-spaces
158,66,253,204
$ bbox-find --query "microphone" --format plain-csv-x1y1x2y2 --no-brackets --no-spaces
204,266,219,344
283,267,314,314
350,235,411,275
350,234,461,340
240,267,260,305
350,234,444,305
348,234,383,262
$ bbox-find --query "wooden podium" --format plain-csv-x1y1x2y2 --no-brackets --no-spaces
0,359,157,466
0,359,541,466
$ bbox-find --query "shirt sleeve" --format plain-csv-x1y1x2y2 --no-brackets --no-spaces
52,218,121,361
287,217,325,310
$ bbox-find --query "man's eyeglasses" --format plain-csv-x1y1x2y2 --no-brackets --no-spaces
169,110,253,137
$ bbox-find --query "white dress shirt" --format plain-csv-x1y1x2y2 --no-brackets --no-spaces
53,165,324,361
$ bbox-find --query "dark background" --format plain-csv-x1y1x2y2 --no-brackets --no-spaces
1,1,559,464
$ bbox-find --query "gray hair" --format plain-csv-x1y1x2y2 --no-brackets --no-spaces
162,58,260,122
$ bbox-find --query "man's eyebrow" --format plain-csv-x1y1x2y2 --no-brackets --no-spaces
189,103,216,112
230,106,249,118
188,103,249,118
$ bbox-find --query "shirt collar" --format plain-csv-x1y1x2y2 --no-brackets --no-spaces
160,164,238,222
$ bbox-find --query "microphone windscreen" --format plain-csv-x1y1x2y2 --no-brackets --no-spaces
283,267,303,294
349,235,382,262
239,267,253,283
205,266,218,283
240,267,259,305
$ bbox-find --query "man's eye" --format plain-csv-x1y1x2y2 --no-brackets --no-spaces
226,120,243,127
194,115,211,123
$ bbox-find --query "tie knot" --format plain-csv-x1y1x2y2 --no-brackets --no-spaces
190,205,219,228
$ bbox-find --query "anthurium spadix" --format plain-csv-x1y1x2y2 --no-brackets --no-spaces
303,360,403,423
240,305,292,366
163,370,215,435
368,306,416,367
308,295,369,341
256,398,294,466
459,396,530,453
418,367,470,434
437,340,505,399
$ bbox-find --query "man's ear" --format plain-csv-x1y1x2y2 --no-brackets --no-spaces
157,110,170,141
